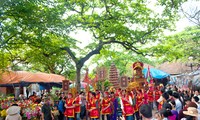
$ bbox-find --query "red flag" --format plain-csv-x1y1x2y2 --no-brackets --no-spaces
83,69,90,84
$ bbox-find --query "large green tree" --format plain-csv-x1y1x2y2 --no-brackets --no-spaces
0,0,186,90
151,26,200,62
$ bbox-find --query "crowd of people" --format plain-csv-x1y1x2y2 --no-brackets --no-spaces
2,84,200,120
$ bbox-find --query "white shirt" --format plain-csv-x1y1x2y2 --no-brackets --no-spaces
157,96,163,103
175,99,182,113
5,114,22,120
197,103,200,114
120,96,133,110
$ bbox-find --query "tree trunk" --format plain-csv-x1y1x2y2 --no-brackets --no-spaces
76,66,81,92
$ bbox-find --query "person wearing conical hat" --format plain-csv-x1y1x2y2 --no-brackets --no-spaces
183,107,200,120
101,91,112,120
64,93,75,120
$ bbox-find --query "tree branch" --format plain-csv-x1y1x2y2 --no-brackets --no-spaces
78,38,147,68
139,27,158,44
58,65,64,75
103,38,144,55
78,41,104,68
61,47,78,63
0,32,19,48
181,6,200,26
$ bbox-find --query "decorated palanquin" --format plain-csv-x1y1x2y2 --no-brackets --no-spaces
130,62,146,88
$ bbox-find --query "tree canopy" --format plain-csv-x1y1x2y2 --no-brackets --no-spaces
0,0,187,90
151,26,200,63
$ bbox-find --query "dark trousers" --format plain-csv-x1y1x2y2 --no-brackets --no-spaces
135,111,141,120
67,118,74,120
102,114,111,120
149,102,153,110
80,106,86,119
58,111,64,120
156,102,159,110
132,113,135,120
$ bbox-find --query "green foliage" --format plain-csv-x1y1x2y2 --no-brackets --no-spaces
151,26,200,62
103,79,113,90
0,0,76,79
0,0,186,89
89,46,155,76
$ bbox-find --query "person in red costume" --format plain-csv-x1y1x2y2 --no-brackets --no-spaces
95,90,101,101
88,92,99,120
120,90,134,120
74,92,82,120
64,93,75,120
85,91,92,120
143,89,148,105
101,91,112,120
155,86,161,110
147,88,154,109
135,89,144,120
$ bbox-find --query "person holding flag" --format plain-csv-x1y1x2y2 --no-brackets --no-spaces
146,66,154,109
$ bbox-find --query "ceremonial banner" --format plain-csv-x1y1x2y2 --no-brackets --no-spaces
120,76,128,88
97,67,107,81
62,80,69,91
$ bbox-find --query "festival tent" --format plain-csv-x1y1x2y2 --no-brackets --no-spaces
0,71,66,87
142,68,170,79
169,68,200,87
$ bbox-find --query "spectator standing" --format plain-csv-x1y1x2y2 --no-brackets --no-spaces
139,104,155,120
58,96,65,120
5,104,22,120
192,96,200,118
80,92,86,120
163,103,177,120
173,92,182,113
41,98,54,120
182,107,200,120
194,90,200,100
169,100,179,120
178,102,197,120
162,92,170,109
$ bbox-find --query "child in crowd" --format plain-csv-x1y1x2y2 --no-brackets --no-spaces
52,106,59,120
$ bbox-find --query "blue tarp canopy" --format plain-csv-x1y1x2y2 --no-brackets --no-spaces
142,68,170,79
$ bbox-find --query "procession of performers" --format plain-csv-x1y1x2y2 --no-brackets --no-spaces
63,84,164,120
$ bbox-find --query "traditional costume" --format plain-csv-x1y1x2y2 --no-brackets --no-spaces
155,88,161,110
64,93,75,119
89,93,99,119
147,89,154,109
135,91,143,120
101,92,112,120
147,90,154,103
74,94,81,120
96,92,101,101
120,90,134,120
